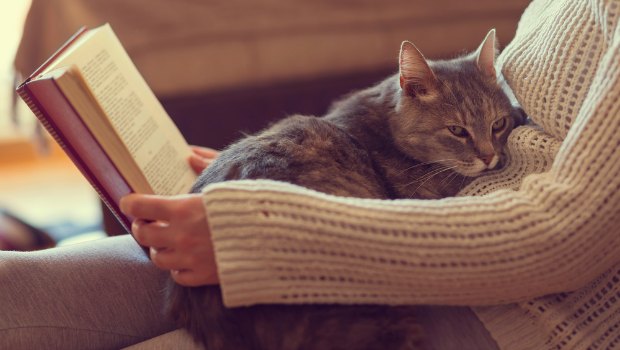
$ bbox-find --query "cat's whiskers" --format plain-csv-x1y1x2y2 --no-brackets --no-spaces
405,165,454,185
398,167,443,189
440,171,457,185
424,165,458,181
396,158,458,176
409,165,458,197
457,173,469,193
440,171,460,191
400,164,457,196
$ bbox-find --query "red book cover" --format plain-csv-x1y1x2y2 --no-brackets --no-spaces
17,77,134,234
16,24,198,242
15,25,138,235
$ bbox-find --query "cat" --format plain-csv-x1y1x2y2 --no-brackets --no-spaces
167,29,526,350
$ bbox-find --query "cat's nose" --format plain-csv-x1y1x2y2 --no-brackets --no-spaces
480,154,496,167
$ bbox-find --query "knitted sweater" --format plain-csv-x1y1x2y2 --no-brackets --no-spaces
201,0,620,348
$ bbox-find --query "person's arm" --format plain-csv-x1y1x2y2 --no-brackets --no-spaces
122,2,620,308
202,37,620,307
121,145,221,286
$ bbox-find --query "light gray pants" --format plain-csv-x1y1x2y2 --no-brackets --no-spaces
0,235,176,349
0,235,499,350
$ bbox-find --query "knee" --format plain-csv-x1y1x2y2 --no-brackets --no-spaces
0,253,36,306
0,251,22,280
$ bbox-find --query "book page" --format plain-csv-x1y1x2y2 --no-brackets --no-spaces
43,24,196,195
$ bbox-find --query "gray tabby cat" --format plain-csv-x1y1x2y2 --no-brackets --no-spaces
168,29,526,350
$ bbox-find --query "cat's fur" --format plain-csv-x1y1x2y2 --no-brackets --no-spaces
167,30,526,350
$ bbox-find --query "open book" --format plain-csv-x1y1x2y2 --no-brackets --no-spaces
17,24,197,233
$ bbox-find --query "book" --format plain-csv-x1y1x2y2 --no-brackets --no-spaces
17,23,197,234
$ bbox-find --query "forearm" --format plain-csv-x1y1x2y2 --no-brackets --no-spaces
203,166,617,308
204,23,620,308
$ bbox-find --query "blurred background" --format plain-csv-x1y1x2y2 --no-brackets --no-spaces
1,0,530,249
0,0,104,249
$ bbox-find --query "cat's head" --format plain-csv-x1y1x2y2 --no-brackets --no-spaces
392,29,526,177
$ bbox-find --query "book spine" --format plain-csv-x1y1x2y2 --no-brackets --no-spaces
16,85,133,235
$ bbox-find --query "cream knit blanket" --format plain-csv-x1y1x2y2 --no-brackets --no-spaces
201,0,620,348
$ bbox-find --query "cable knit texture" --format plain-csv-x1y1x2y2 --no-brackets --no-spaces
202,0,620,348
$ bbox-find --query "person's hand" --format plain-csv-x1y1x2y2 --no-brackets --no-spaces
120,193,218,286
188,146,219,174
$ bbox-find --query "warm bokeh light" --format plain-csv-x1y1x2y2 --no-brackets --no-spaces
0,0,32,139
0,1,103,245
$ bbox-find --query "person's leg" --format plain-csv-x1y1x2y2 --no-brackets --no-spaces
0,234,177,350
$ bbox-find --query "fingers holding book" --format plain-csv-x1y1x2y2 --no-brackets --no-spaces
189,146,219,175
120,193,219,286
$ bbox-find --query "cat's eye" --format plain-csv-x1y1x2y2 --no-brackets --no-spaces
448,125,469,138
492,117,507,131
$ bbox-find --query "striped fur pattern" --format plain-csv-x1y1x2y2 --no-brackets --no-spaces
167,30,525,350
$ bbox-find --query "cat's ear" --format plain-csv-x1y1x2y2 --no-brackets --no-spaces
399,41,438,99
475,29,499,80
